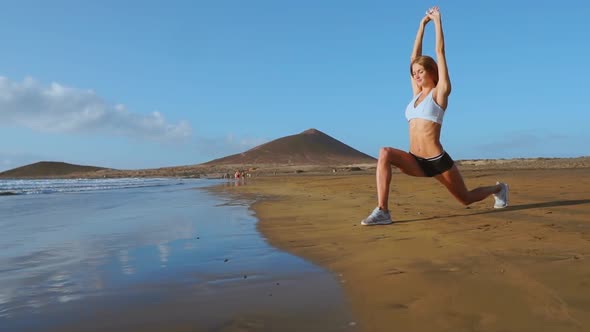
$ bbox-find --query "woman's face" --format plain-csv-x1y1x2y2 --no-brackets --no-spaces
412,64,431,87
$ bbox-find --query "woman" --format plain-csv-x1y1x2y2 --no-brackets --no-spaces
361,6,509,226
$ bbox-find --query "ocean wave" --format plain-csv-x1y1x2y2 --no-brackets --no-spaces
0,178,195,196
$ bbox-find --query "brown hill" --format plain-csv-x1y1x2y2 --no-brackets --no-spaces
0,161,108,178
203,128,377,166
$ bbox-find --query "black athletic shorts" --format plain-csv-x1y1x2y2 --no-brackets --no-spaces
410,151,454,177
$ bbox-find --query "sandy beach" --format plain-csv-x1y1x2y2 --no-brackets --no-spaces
217,167,590,331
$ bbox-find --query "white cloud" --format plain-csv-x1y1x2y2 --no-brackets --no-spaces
470,130,579,159
0,76,192,141
477,131,568,152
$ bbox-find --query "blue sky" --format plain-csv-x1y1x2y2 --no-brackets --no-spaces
1,0,589,171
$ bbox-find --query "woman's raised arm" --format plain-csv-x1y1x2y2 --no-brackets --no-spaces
427,7,451,99
410,16,431,94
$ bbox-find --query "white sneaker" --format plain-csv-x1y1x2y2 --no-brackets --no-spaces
493,182,509,209
361,207,393,226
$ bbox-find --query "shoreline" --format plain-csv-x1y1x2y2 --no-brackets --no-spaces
226,168,590,331
2,179,356,332
2,156,590,180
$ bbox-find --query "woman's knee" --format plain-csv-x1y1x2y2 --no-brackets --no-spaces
457,196,471,206
446,185,472,205
454,192,474,206
378,147,393,162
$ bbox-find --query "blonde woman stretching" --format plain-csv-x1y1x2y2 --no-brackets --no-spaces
361,7,509,226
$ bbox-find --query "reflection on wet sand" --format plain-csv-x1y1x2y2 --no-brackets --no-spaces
0,179,355,331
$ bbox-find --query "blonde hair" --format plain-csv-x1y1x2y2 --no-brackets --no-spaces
411,56,439,85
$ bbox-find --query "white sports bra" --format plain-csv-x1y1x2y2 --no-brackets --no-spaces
405,89,445,124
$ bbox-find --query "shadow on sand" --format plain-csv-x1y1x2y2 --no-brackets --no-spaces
396,199,590,224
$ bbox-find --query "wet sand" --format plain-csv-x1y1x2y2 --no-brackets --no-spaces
222,167,590,331
0,179,355,332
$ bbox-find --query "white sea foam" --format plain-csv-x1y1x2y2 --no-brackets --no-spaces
0,178,185,195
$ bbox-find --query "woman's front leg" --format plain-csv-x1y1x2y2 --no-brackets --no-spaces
376,147,426,210
377,149,393,210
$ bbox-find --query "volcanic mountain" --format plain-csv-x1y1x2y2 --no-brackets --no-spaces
203,128,376,166
0,161,107,178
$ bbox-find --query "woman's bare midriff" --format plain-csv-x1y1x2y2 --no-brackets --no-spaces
408,119,444,158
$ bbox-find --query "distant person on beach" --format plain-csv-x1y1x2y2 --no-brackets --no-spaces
361,6,509,226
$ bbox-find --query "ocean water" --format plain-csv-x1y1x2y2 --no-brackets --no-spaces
0,178,356,331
